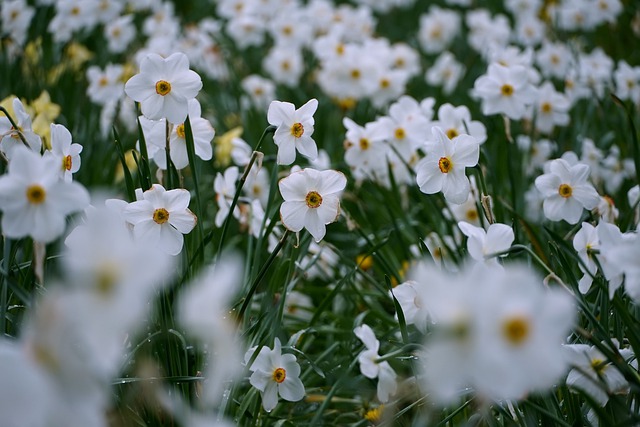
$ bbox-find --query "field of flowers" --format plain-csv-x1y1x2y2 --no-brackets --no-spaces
2,0,640,426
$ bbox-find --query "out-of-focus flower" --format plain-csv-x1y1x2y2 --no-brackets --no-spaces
564,342,634,406
122,184,197,256
125,52,203,124
458,222,514,269
534,158,600,224
415,126,480,204
245,338,305,412
472,63,538,120
0,146,89,243
43,124,82,182
278,168,347,242
267,98,319,165
354,324,398,403
0,98,42,158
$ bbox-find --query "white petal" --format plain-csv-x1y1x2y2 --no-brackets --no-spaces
169,210,197,234
280,201,307,232
278,376,305,402
304,210,326,242
160,225,184,256
318,170,347,195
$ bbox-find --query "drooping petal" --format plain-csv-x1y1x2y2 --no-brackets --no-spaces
304,210,326,242
169,210,197,234
261,381,279,412
280,201,308,232
279,376,305,402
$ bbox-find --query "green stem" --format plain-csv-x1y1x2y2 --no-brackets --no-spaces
237,229,289,322
215,125,275,258
183,116,205,266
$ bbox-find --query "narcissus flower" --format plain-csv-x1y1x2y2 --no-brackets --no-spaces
124,52,202,124
122,184,197,256
415,126,480,204
245,338,305,412
278,168,347,242
354,324,398,403
0,98,42,158
267,98,318,165
534,158,600,224
0,146,89,243
43,124,82,182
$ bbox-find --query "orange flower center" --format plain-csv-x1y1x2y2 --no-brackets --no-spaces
438,157,452,173
153,208,170,224
273,367,286,383
305,191,323,208
558,184,573,198
290,122,304,138
501,84,514,96
502,316,530,346
26,185,46,204
155,80,171,96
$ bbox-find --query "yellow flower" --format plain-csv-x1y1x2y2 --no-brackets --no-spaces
214,126,243,167
114,150,140,183
364,405,384,423
65,42,93,71
0,95,18,117
32,91,60,122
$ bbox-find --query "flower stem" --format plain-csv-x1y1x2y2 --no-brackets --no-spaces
237,229,290,322
215,125,275,259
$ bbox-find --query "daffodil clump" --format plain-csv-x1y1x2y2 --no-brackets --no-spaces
1,0,640,426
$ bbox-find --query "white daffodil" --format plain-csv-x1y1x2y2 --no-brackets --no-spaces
534,158,600,224
458,221,514,269
124,52,203,124
472,63,538,120
0,146,89,243
245,338,305,412
122,184,197,256
267,98,318,165
415,126,480,204
278,168,347,242
43,124,82,182
354,324,398,403
0,98,42,159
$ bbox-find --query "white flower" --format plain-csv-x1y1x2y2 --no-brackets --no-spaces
124,52,203,124
278,168,347,242
0,98,42,159
391,281,428,332
354,324,398,403
458,222,514,269
43,124,82,182
534,158,600,224
245,338,305,412
122,184,197,256
0,146,89,243
415,126,480,204
472,63,538,120
267,98,318,165
564,343,632,406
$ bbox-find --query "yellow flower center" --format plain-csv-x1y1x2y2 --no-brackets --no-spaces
96,264,119,296
394,128,406,140
466,209,478,221
502,316,530,346
438,157,452,173
558,184,573,198
98,76,109,87
590,358,607,375
155,80,171,96
176,124,186,138
350,69,361,80
541,102,552,114
305,191,323,208
446,128,459,140
359,138,370,150
153,208,170,224
281,60,291,71
290,122,304,138
63,155,73,171
380,78,390,88
501,84,514,96
273,367,286,383
26,185,46,204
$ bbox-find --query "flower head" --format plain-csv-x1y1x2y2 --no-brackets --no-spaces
415,126,480,204
122,184,197,256
245,338,305,412
267,99,318,165
278,168,346,242
124,52,202,124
